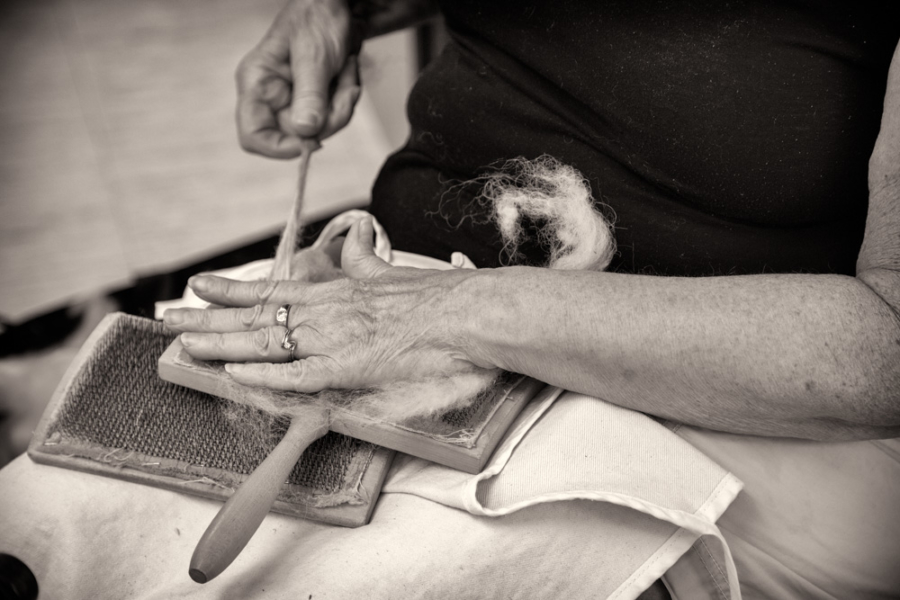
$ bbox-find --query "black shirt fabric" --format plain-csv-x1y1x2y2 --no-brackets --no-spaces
369,0,900,275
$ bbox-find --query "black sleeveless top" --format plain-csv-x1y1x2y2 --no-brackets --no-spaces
369,0,900,275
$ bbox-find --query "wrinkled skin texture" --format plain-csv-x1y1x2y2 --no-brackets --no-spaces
164,219,484,392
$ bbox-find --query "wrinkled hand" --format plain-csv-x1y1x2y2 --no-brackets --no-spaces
236,0,362,157
164,219,484,392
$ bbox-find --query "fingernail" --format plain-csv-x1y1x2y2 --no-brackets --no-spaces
451,253,463,268
189,276,208,293
180,333,198,347
358,216,373,240
164,310,183,326
293,112,322,131
224,363,248,380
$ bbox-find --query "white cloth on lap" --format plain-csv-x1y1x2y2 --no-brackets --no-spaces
665,427,900,599
3,454,688,600
385,386,743,599
0,387,742,600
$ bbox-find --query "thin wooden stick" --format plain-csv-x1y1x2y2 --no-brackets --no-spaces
271,138,321,280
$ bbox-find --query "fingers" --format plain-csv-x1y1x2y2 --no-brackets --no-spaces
288,52,332,136
236,53,306,159
225,357,337,393
185,276,310,307
180,330,340,393
236,0,355,155
237,102,306,158
451,252,478,269
287,13,351,138
317,55,361,140
236,54,357,154
274,53,358,142
163,304,282,333
180,326,312,363
341,217,394,279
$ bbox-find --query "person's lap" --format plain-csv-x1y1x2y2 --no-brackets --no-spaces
0,454,676,599
669,427,900,599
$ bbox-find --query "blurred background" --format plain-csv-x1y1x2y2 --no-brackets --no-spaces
0,0,445,466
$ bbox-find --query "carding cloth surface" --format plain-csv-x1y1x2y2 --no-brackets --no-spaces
28,313,393,523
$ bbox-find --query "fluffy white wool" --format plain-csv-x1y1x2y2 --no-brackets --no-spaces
481,155,615,271
220,364,500,424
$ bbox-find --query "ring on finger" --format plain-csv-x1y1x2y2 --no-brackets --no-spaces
276,304,291,328
281,327,298,361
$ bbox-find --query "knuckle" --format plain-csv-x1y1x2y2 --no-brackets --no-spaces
254,363,275,379
315,356,343,386
347,279,372,305
211,333,227,351
260,77,289,105
239,305,265,329
235,55,252,85
293,36,329,62
291,356,332,392
292,89,329,110
196,309,213,329
286,365,310,392
291,358,308,379
252,281,278,304
237,128,268,156
251,329,273,356
237,131,256,153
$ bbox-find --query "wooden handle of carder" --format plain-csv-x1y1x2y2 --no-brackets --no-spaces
189,409,330,583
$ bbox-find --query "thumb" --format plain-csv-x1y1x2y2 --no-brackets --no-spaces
341,217,393,279
289,50,331,137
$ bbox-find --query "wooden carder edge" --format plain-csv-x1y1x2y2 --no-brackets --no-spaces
158,337,543,474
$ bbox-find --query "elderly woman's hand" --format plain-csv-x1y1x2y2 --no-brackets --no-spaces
236,0,361,157
163,219,486,392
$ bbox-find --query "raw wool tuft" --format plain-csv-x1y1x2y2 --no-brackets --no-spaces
220,400,286,454
480,155,616,271
288,245,343,283
215,363,500,424
355,367,500,422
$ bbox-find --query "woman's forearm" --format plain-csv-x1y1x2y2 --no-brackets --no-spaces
453,267,900,441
